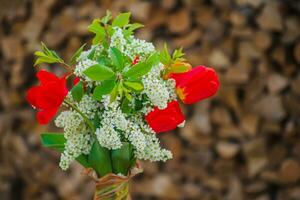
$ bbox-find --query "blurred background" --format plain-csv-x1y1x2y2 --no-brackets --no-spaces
0,0,300,199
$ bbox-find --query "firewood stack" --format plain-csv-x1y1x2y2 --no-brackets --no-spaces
0,0,299,199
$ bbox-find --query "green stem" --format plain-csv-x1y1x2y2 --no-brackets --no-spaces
63,99,96,132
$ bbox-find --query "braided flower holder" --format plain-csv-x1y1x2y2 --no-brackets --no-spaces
84,163,143,200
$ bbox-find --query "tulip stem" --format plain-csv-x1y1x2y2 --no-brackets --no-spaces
63,99,96,132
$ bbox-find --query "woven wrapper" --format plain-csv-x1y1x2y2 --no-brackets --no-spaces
84,163,143,200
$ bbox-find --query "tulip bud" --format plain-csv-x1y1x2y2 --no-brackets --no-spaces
145,100,185,133
171,66,219,104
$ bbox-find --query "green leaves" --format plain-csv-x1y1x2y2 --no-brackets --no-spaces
41,134,136,176
41,132,66,151
123,23,144,38
111,142,135,175
159,43,172,65
83,64,115,81
41,133,90,168
124,81,143,91
172,47,185,61
160,44,185,66
109,83,119,102
88,141,112,177
69,44,86,65
34,42,64,66
109,47,124,70
88,19,106,45
124,52,160,79
112,12,131,27
93,80,116,101
71,81,84,102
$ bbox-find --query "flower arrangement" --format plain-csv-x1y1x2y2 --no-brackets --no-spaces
26,11,219,198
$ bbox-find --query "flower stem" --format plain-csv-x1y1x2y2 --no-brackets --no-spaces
63,99,96,132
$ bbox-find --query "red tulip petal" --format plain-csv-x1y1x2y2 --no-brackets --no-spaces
145,100,185,133
37,107,58,124
26,86,43,108
36,81,67,109
172,66,219,104
36,70,60,85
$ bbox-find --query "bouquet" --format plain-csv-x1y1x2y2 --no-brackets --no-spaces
26,11,219,199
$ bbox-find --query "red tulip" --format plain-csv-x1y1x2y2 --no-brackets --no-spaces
170,66,219,104
145,100,185,133
26,70,68,124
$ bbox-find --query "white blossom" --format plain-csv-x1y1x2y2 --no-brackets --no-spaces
96,125,122,150
110,27,127,52
142,64,170,109
124,37,155,60
77,94,100,119
55,111,93,170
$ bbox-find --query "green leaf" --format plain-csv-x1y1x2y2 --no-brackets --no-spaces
89,141,112,177
88,19,106,45
111,142,134,175
101,10,112,25
76,155,91,168
34,42,64,66
118,82,125,98
127,23,144,31
41,133,90,168
109,47,124,70
124,81,144,91
110,83,119,102
71,81,84,102
41,132,66,151
87,47,96,60
123,23,144,38
70,44,86,65
112,12,131,27
107,25,115,37
121,98,132,114
93,114,101,129
124,91,132,101
93,80,116,101
123,52,160,79
172,47,185,60
83,64,115,81
97,55,111,66
159,43,172,65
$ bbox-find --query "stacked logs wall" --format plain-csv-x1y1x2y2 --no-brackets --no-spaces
0,0,299,199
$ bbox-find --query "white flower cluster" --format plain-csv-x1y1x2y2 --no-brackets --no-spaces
110,27,127,52
55,111,93,170
136,133,173,161
76,94,100,119
109,27,155,60
142,64,170,109
124,36,155,59
95,96,127,149
124,115,172,161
